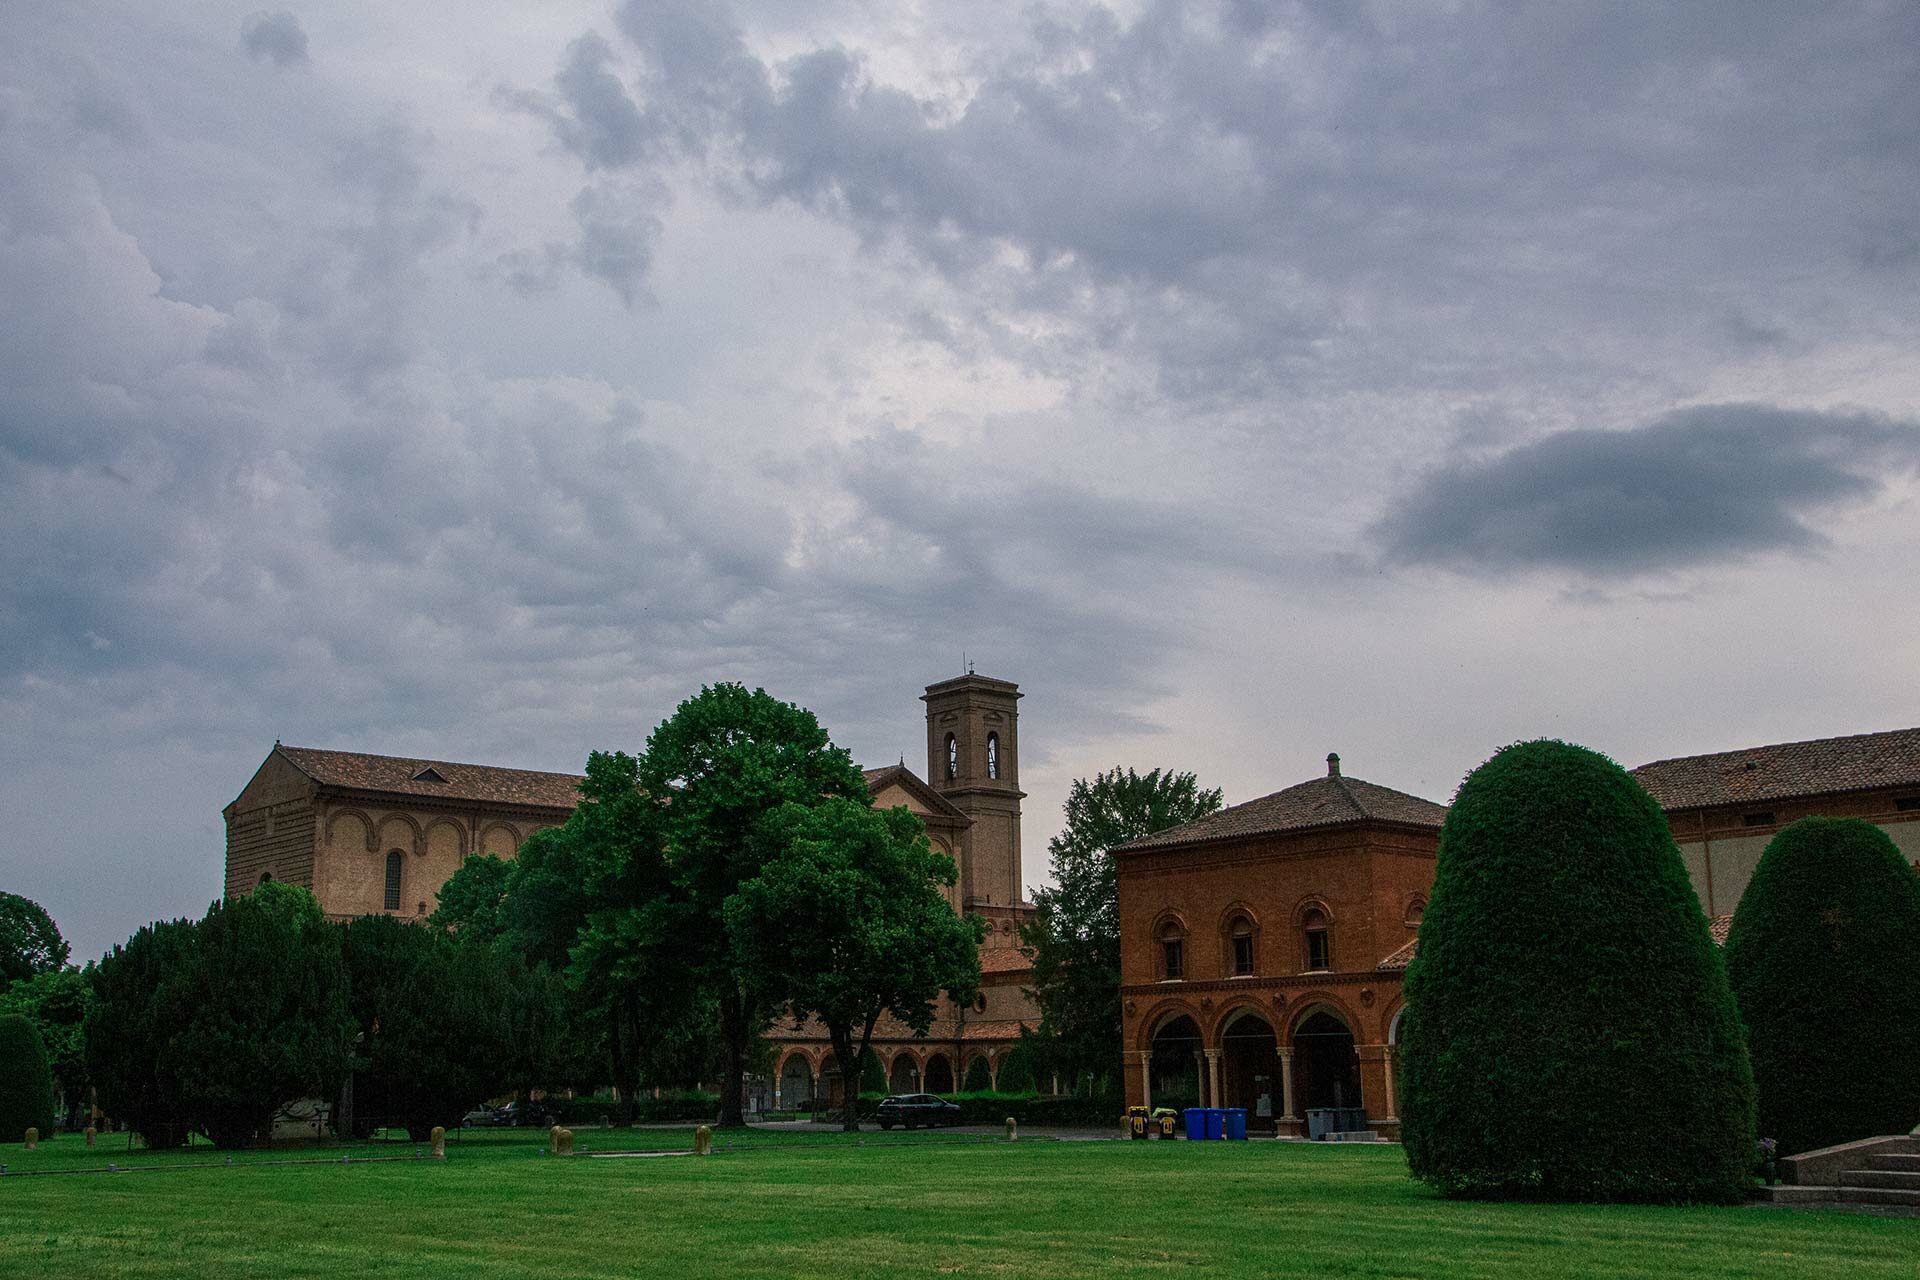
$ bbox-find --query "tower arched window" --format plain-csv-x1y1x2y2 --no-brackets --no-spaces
1302,907,1331,972
1158,922,1186,981
384,850,404,912
945,733,958,780
986,732,999,780
1229,916,1256,976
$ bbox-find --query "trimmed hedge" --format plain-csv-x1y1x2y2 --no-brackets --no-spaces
1399,740,1755,1203
0,1013,57,1143
546,1092,719,1125
1725,817,1920,1156
859,1091,1114,1126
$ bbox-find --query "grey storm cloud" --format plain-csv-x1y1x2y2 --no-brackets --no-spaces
241,11,309,68
1374,405,1920,577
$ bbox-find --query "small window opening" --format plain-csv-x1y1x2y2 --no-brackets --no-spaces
1303,908,1330,972
945,734,958,780
258,872,274,886
411,766,447,783
384,851,403,911
1895,797,1920,813
1231,926,1254,976
1742,811,1776,827
986,732,999,780
1161,930,1184,981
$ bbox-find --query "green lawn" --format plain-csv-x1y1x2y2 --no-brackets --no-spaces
0,1130,1910,1279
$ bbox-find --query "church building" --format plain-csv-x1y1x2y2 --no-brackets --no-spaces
222,674,1041,1104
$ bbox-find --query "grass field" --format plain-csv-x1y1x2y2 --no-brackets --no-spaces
0,1128,1911,1279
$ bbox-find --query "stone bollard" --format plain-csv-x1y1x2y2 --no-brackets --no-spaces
694,1124,713,1156
555,1128,575,1156
85,1126,97,1149
23,1128,38,1151
550,1124,563,1155
1005,1116,1017,1142
429,1125,446,1160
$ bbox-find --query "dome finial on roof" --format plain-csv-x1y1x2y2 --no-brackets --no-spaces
1327,752,1341,777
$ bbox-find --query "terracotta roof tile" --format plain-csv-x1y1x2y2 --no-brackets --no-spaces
956,1019,1032,1042
1377,937,1419,970
978,948,1032,975
1631,727,1920,811
277,746,583,810
1117,773,1446,853
1708,914,1732,946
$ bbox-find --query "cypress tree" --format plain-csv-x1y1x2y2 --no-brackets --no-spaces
1399,739,1755,1202
1724,817,1920,1156
0,1014,57,1142
995,1044,1037,1095
963,1055,993,1092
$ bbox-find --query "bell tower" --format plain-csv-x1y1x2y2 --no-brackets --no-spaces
923,673,1024,908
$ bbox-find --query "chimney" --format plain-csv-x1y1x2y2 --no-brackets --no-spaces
1327,752,1341,777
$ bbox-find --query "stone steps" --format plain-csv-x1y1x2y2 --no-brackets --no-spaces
1837,1186,1920,1208
1867,1153,1920,1172
1840,1169,1920,1191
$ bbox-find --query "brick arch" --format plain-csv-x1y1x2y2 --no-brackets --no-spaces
775,1048,817,1080
1209,997,1279,1047
1290,894,1335,926
1284,993,1363,1041
377,812,424,856
1135,998,1206,1051
423,817,468,858
479,821,522,857
325,808,377,852
1402,894,1426,927
1218,900,1263,975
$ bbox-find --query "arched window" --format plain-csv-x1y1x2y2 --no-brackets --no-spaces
1302,907,1331,972
384,850,404,912
945,733,958,780
1229,916,1256,976
1159,922,1185,980
1404,897,1425,928
986,732,999,779
258,872,274,887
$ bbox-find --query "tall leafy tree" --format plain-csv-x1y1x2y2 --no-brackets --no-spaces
1399,740,1755,1203
169,882,356,1148
1019,768,1222,1087
0,1014,56,1142
728,798,984,1130
0,966,96,1119
0,891,69,987
633,684,870,1127
1725,817,1920,1156
85,917,199,1147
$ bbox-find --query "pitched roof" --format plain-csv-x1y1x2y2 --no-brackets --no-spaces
276,746,584,810
1116,773,1447,854
979,948,1032,975
862,764,973,823
1631,726,1920,811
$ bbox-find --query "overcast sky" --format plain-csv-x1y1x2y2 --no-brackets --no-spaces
4,2,1917,962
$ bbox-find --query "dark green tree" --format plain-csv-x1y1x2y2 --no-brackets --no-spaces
860,1047,887,1095
0,1013,57,1142
0,891,69,988
1399,740,1755,1203
633,684,870,1127
341,915,523,1139
995,1042,1037,1095
727,798,984,1130
429,853,515,942
1724,817,1920,1156
1019,768,1222,1088
0,966,96,1119
169,883,356,1148
962,1054,992,1092
85,917,198,1147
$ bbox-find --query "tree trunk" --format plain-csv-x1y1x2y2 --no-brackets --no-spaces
608,1000,636,1126
717,989,748,1128
828,1024,861,1132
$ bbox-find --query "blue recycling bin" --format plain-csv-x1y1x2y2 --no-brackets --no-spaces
1183,1108,1206,1140
1224,1108,1247,1141
1204,1108,1225,1141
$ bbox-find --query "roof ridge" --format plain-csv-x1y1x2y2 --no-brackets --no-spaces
279,744,584,780
1632,725,1920,771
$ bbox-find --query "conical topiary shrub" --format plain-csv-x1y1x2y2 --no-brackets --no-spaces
995,1044,1036,1095
0,1013,57,1143
1725,817,1920,1156
963,1054,993,1092
1398,740,1755,1202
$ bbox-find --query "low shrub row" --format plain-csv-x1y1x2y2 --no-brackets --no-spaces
544,1092,719,1125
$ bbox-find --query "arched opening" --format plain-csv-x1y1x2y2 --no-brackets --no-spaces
1292,1010,1361,1114
1219,1010,1280,1133
1301,906,1331,972
257,872,274,887
819,1054,845,1109
1149,1014,1204,1112
1225,912,1257,976
945,733,958,780
924,1053,954,1094
1157,920,1186,980
383,850,404,911
780,1055,816,1112
986,732,999,779
888,1055,920,1095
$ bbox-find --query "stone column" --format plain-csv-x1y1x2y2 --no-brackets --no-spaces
1135,1051,1152,1110
1276,1048,1298,1121
1192,1050,1207,1105
1205,1049,1222,1108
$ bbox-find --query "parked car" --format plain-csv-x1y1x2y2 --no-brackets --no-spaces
875,1094,964,1129
478,1100,557,1128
